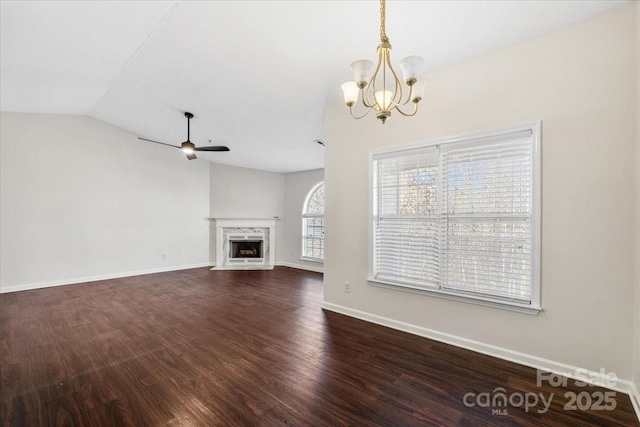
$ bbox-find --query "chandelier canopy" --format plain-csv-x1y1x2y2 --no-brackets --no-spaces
341,0,426,124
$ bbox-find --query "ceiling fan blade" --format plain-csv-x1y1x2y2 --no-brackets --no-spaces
138,137,180,149
194,146,230,152
186,153,197,160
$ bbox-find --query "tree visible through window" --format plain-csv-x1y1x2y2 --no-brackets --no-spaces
302,181,325,261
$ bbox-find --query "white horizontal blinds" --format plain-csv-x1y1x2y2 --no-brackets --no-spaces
374,148,440,287
440,132,533,302
303,217,324,259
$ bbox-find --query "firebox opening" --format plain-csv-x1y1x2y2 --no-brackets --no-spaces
230,240,263,259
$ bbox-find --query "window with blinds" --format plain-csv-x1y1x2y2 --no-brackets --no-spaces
371,124,540,311
374,148,440,288
302,181,325,261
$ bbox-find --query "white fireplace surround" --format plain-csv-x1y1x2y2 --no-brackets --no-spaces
211,218,277,270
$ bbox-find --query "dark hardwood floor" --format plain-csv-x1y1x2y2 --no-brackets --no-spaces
1,267,638,426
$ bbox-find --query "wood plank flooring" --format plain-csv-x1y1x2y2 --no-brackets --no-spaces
1,267,638,426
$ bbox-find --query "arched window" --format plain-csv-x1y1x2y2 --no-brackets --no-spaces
302,181,325,261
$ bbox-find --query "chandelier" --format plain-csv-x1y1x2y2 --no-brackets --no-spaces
341,0,426,124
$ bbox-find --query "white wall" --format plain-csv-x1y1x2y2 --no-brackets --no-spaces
0,116,319,291
281,169,324,271
209,162,284,262
324,5,636,381
0,113,210,292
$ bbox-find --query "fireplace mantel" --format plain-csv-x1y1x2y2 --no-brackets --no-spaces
210,218,278,270
210,218,279,228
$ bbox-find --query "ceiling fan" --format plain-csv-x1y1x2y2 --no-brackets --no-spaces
138,112,230,160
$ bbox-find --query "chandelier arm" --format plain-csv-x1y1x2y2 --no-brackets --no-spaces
382,50,386,103
362,95,375,108
385,50,416,108
350,105,374,120
397,84,415,107
363,84,375,109
394,102,420,117
361,87,375,109
366,48,385,110
382,80,415,109
388,51,403,105
406,84,415,105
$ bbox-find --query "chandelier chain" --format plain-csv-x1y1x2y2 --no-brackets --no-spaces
380,0,389,43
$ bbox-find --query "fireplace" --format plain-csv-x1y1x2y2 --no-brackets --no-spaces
231,240,263,259
211,218,278,270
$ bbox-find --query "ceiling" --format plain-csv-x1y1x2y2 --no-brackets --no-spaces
0,0,630,173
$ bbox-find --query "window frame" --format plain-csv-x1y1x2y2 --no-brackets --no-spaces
368,122,541,315
301,180,325,263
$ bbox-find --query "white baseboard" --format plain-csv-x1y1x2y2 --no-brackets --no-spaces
0,262,213,294
322,301,640,421
630,382,640,423
276,261,324,274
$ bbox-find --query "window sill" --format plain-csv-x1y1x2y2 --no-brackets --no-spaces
368,278,542,316
300,256,324,264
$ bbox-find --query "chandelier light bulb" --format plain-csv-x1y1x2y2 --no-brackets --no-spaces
399,56,424,85
341,82,359,106
350,59,374,87
375,90,394,111
411,77,428,102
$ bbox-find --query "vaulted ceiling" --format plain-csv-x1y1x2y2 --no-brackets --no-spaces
0,1,629,172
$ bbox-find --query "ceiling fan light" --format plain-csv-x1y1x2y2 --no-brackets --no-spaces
350,59,374,87
181,141,196,155
341,82,359,106
399,55,424,85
